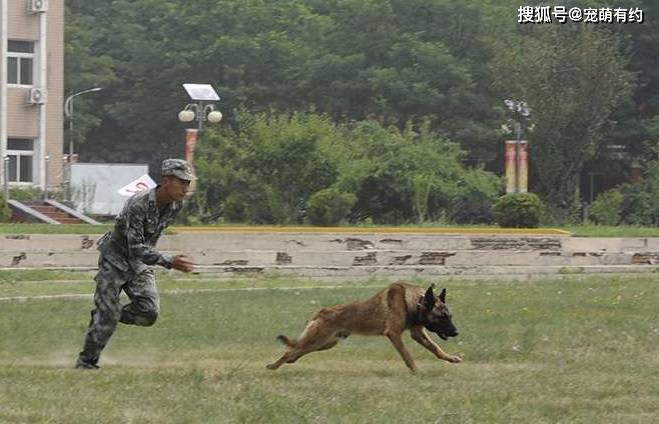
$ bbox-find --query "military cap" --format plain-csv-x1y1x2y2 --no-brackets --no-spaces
161,159,195,181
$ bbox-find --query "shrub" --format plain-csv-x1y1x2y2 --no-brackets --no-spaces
223,192,248,223
594,164,659,227
0,193,11,222
589,189,624,225
492,193,544,228
450,195,495,224
448,170,501,224
9,187,42,201
306,188,356,226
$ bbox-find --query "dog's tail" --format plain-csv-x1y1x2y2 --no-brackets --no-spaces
276,334,297,347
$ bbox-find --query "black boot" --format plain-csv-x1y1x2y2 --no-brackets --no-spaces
74,358,100,370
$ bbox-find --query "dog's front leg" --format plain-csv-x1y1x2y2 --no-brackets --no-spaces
384,330,417,372
410,326,462,363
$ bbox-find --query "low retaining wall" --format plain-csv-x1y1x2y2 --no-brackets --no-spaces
2,231,659,278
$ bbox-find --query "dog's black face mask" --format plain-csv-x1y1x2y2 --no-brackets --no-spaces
422,285,458,340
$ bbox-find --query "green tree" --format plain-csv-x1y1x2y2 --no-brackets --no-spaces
325,120,500,224
193,110,339,224
491,25,634,212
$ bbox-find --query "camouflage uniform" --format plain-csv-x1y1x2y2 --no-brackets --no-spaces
76,159,194,368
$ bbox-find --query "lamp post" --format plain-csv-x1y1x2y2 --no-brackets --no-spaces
64,87,103,160
63,87,102,201
178,102,223,133
178,84,222,165
504,99,531,193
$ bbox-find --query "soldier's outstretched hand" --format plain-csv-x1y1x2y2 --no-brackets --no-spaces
172,255,195,273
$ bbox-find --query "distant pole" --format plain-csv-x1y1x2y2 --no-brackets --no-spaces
64,87,103,158
3,156,9,201
64,87,102,202
43,155,50,201
185,129,198,164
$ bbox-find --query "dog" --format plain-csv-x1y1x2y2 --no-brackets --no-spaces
266,283,461,371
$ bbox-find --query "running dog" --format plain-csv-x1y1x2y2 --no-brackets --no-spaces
266,283,461,371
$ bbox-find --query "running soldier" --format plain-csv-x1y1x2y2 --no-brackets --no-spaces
75,159,195,369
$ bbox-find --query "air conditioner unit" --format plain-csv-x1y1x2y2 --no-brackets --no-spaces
27,0,48,14
27,87,47,105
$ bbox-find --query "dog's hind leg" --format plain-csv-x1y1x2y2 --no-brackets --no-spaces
276,335,297,347
267,319,338,370
410,326,462,363
266,339,337,369
266,350,300,369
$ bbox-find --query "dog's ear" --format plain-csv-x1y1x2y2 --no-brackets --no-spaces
439,288,446,303
424,284,436,308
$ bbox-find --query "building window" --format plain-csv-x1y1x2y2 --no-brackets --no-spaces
6,138,34,183
7,40,35,86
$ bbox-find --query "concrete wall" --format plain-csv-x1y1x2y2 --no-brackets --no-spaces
2,233,659,278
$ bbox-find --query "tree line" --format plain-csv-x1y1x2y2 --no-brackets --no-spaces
65,0,659,224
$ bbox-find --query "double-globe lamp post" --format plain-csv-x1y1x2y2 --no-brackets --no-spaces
504,99,531,194
177,84,223,192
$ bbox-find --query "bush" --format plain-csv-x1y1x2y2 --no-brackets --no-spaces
306,188,356,226
0,193,11,222
223,192,248,223
591,165,659,227
450,195,495,224
492,193,544,228
9,187,42,201
589,189,624,225
448,171,501,224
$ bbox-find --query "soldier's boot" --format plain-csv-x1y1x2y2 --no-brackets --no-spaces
74,359,100,370
75,339,101,369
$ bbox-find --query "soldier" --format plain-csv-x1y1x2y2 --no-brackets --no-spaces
75,159,196,369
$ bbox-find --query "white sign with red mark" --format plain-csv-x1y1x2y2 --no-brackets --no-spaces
117,174,157,196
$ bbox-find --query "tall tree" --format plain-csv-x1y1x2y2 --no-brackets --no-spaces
491,25,634,211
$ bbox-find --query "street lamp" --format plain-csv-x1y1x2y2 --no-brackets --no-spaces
64,87,103,160
504,99,531,193
178,83,223,132
178,103,223,131
504,99,530,140
63,87,102,202
178,84,222,165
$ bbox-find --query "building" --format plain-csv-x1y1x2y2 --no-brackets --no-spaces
0,0,63,192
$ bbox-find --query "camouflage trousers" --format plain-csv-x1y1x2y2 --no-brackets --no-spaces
77,255,160,366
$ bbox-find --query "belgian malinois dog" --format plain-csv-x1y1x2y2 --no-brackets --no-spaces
266,283,461,371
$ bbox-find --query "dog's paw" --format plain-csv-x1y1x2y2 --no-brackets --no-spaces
447,355,462,363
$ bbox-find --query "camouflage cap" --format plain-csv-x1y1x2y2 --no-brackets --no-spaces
161,159,195,181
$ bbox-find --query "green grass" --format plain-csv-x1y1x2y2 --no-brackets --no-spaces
4,221,659,236
1,274,658,423
564,225,659,237
0,223,112,234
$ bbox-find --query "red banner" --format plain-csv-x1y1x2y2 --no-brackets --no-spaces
505,140,517,194
518,140,528,193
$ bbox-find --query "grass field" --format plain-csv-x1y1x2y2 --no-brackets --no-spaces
0,272,658,423
5,222,659,237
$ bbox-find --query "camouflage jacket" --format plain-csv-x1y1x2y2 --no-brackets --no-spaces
97,187,182,273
